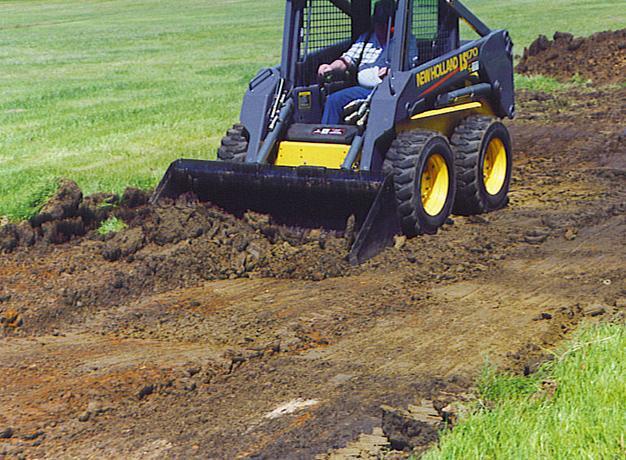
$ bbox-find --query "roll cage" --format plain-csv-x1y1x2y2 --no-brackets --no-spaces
282,0,492,86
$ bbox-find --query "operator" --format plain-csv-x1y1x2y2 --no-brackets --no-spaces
318,0,395,125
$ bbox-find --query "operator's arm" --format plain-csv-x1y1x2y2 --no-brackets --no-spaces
318,35,365,77
317,59,348,77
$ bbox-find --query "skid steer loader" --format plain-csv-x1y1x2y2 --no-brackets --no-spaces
153,0,515,264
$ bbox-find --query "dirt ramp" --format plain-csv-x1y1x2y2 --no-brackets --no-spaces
516,29,626,84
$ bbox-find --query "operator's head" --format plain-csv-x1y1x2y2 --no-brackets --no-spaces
373,0,395,42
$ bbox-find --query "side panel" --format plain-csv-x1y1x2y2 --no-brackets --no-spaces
240,68,281,162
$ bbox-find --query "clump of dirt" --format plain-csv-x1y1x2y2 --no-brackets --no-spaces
516,29,626,84
0,180,128,252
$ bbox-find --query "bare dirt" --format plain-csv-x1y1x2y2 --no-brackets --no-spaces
516,29,626,84
1,76,625,459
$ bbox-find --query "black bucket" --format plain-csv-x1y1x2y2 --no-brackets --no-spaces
152,160,400,264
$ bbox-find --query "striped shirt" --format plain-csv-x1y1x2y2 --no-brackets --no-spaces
341,33,388,72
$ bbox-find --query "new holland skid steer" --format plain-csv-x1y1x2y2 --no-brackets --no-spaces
153,0,515,264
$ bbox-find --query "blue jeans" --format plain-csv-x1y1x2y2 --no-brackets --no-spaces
321,86,372,125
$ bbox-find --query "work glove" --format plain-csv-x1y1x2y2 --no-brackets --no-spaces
343,99,370,126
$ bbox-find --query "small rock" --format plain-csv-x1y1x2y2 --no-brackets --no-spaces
440,401,469,426
393,235,406,250
137,384,155,399
186,367,200,377
564,228,577,241
0,295,11,303
532,379,558,401
183,382,197,392
524,230,549,244
467,215,489,225
524,355,551,376
532,312,553,321
3,310,19,325
0,427,13,439
78,411,91,422
308,229,322,240
381,404,440,451
21,430,44,441
329,374,353,386
583,306,606,317
87,400,109,415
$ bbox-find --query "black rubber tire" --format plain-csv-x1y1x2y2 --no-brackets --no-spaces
217,124,249,163
450,116,513,216
387,130,456,237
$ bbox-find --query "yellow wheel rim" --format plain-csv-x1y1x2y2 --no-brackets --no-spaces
483,138,507,195
420,153,449,217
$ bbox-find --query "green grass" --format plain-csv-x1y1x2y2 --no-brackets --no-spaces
97,216,127,236
514,74,593,92
1,0,624,220
423,323,626,460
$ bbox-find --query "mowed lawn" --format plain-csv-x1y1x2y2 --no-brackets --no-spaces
1,0,625,219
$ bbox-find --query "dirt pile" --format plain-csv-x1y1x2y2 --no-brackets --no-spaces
0,185,358,333
516,29,626,84
0,183,352,280
97,194,352,288
0,180,147,252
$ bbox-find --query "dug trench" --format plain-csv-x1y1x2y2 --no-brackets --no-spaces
1,77,625,458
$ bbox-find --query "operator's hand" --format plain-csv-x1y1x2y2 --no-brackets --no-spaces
318,64,333,78
378,67,389,79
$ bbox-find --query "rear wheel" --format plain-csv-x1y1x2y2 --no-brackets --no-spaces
387,130,456,236
217,124,249,163
451,116,512,215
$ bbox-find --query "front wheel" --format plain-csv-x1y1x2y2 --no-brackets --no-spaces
451,116,513,215
387,130,456,236
217,123,249,163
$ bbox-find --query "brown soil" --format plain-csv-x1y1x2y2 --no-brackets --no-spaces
1,79,625,459
516,29,626,84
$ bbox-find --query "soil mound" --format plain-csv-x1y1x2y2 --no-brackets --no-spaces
1,186,354,330
516,29,626,84
1,182,351,281
101,194,351,283
0,181,148,252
